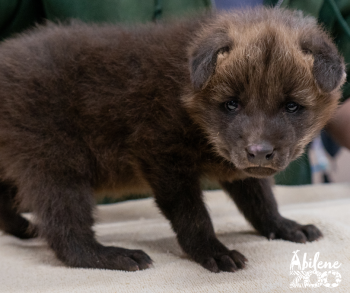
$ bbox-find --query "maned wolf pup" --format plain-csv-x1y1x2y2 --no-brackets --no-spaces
0,7,345,272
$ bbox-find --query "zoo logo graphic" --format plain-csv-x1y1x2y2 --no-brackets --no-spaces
290,250,341,288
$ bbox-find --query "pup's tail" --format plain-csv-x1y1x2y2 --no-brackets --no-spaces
0,180,37,239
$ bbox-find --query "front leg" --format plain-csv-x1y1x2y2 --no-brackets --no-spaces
142,162,247,272
220,177,322,243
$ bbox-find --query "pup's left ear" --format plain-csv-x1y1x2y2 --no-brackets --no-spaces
300,34,346,93
189,31,232,91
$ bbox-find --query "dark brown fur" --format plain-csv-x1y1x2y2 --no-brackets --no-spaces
0,8,345,272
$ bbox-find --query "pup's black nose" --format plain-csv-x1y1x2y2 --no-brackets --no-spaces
246,143,274,164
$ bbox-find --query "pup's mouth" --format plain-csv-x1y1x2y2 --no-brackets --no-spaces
243,167,277,177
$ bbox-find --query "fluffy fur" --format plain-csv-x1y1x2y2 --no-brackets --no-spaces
0,8,345,272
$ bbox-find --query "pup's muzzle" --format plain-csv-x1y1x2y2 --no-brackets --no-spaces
245,142,275,166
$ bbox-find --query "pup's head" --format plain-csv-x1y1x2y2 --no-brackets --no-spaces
184,8,346,178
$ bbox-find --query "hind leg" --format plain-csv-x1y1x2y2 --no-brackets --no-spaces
0,180,37,239
18,171,152,270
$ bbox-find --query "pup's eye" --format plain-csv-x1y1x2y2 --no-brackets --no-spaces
285,102,300,113
225,100,240,112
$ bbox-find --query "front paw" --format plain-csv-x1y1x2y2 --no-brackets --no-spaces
185,238,247,273
199,250,247,273
268,218,323,243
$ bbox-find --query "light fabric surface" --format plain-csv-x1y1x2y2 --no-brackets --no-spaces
1,183,350,293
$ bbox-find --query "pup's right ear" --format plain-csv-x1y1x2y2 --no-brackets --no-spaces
300,33,346,93
189,31,232,91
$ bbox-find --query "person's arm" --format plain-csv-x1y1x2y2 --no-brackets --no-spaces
326,98,350,149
